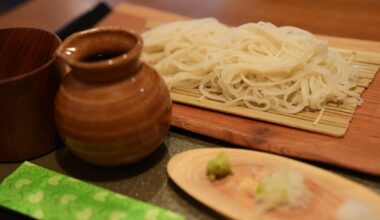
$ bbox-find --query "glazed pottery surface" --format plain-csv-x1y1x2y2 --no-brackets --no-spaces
0,28,61,161
55,28,172,166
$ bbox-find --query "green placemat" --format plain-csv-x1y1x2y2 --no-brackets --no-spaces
0,162,184,220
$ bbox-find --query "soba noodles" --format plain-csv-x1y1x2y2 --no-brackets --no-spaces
142,18,360,113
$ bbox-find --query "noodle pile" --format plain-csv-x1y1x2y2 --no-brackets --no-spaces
142,18,360,113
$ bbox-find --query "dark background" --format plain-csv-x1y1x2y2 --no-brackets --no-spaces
0,0,27,14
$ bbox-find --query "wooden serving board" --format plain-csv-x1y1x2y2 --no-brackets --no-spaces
97,3,380,175
168,148,380,220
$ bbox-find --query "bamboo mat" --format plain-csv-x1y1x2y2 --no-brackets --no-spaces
170,46,379,137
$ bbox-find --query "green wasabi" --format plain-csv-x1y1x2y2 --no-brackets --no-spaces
206,152,232,181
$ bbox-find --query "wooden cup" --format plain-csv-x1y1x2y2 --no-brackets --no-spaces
0,28,62,162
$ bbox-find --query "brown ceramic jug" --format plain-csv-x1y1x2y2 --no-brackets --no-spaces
55,28,172,166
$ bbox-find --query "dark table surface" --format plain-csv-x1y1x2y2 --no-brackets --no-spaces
1,0,380,219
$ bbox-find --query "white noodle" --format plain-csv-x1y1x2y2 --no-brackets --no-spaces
142,18,360,114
